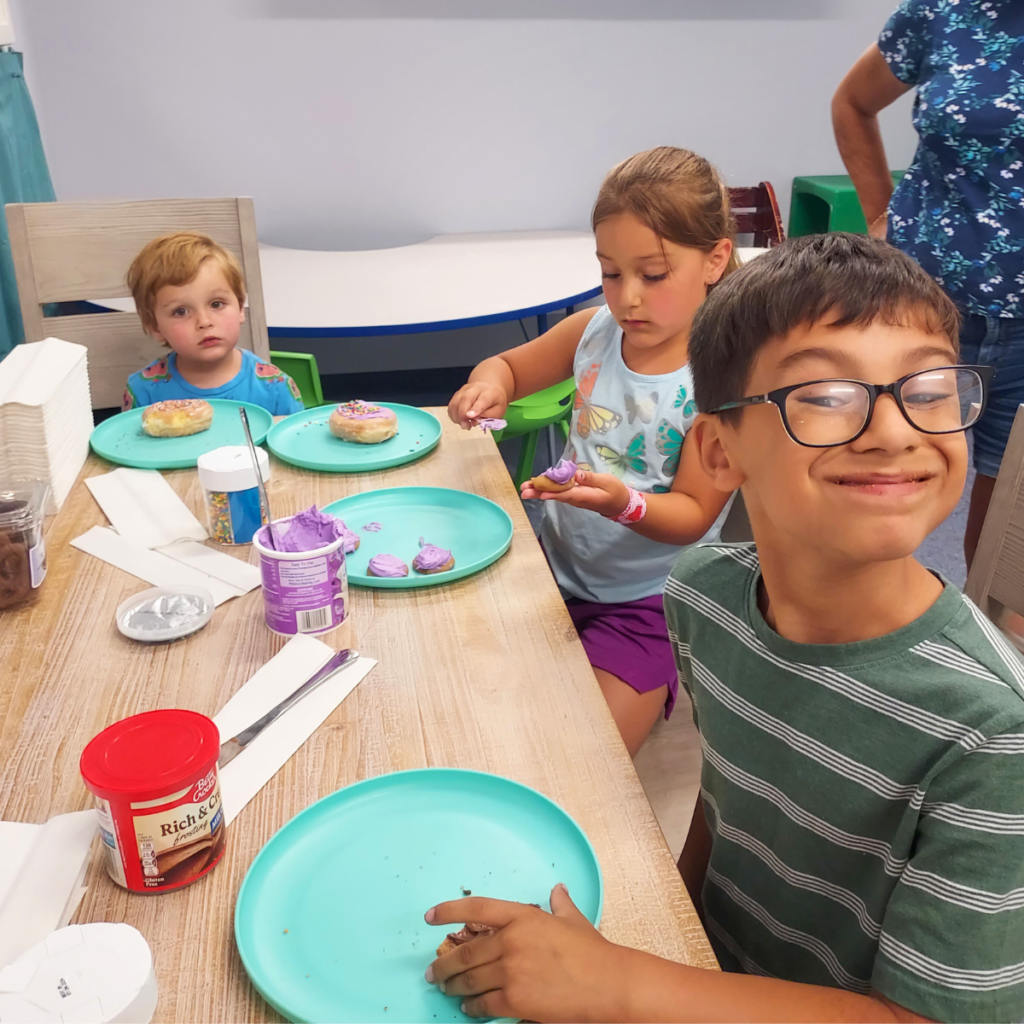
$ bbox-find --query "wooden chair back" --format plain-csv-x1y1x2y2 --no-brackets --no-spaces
5,197,269,409
965,404,1024,620
729,183,785,247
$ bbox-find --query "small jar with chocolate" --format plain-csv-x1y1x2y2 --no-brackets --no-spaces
0,480,50,611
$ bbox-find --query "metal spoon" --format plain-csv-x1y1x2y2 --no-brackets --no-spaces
218,648,359,768
239,405,276,549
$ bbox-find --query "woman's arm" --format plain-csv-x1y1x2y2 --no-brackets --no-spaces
447,308,598,428
519,429,731,546
832,44,913,238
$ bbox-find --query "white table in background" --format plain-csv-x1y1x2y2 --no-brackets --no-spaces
94,234,767,339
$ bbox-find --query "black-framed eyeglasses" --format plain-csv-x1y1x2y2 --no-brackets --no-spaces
709,365,994,448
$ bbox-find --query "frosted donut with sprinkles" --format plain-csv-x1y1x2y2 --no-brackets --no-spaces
141,399,213,437
328,400,398,444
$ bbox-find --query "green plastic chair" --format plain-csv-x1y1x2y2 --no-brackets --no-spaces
788,172,905,237
491,378,576,489
269,351,324,409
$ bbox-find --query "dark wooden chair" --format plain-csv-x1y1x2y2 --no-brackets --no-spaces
729,183,785,247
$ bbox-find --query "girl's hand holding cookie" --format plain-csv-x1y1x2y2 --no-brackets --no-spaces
425,884,634,1022
448,382,509,429
520,470,629,518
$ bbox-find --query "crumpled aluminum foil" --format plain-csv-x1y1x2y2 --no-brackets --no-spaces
119,592,211,637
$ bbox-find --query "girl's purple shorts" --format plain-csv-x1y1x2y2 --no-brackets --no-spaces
565,592,679,717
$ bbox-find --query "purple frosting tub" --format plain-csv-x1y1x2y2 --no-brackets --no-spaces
252,507,348,636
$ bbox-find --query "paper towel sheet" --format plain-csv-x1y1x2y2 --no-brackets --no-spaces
214,634,376,825
0,810,97,968
157,539,260,593
85,467,207,549
71,527,243,606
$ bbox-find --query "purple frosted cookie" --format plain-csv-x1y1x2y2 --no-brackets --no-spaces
412,537,455,575
367,553,408,578
337,519,360,554
530,458,577,493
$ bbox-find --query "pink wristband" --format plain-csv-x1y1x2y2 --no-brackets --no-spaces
609,487,647,525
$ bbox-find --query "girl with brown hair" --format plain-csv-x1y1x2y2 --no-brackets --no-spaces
448,146,736,756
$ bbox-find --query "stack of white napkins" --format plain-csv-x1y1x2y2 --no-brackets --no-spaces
73,467,261,605
0,810,96,968
0,338,94,513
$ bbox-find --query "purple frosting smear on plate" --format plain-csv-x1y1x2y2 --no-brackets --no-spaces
363,522,383,532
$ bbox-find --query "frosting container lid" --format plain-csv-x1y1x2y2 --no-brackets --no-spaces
115,585,214,644
80,708,221,802
197,445,270,492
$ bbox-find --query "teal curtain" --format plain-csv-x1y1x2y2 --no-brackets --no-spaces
0,50,54,359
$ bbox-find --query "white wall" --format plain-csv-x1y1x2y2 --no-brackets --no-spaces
0,1,14,47
12,0,916,252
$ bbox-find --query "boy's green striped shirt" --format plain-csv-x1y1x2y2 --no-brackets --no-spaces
665,543,1024,1023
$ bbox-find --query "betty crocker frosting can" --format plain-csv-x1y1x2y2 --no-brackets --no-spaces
80,709,226,894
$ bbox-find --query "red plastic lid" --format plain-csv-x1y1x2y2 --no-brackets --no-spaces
80,709,221,803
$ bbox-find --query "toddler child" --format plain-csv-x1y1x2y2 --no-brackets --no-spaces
449,147,736,756
427,234,1024,1023
121,231,303,416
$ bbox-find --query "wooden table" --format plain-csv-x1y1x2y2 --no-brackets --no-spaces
0,411,716,1021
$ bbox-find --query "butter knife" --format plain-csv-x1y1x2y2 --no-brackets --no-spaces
238,405,276,549
218,648,359,768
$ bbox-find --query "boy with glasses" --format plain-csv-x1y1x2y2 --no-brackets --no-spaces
424,234,1024,1023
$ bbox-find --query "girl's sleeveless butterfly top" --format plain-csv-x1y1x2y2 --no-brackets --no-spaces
541,304,728,604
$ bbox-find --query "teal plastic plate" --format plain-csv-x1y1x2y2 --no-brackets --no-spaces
322,487,512,589
89,399,272,470
267,403,441,473
235,769,603,1024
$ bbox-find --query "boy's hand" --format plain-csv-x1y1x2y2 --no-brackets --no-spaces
448,382,508,429
425,884,632,1021
520,471,629,519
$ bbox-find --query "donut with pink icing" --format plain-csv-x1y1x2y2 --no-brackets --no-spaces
329,400,398,444
141,398,213,437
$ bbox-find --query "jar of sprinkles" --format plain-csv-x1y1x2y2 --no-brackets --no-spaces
197,445,270,545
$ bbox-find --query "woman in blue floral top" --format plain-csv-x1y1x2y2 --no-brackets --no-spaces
832,0,1024,568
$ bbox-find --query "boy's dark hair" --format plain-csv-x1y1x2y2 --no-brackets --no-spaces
689,233,961,415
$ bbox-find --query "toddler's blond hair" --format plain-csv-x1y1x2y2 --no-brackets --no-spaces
127,231,246,336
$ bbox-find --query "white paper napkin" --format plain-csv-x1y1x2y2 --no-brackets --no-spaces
0,810,97,968
214,635,376,825
71,527,243,606
85,468,207,549
157,539,261,594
